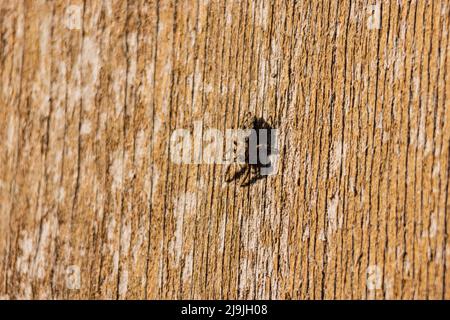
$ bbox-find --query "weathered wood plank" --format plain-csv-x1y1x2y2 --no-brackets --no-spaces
1,0,449,299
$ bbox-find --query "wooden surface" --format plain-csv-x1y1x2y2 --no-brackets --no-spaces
1,0,450,299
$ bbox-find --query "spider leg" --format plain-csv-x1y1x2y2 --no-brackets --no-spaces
241,111,255,129
225,140,249,165
239,166,251,186
267,115,274,126
223,141,238,163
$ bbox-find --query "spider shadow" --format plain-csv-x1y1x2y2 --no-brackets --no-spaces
225,165,268,187
241,172,267,187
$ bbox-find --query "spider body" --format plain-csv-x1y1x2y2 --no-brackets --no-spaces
225,113,276,186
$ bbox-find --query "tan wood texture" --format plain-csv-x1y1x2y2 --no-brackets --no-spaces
1,0,450,299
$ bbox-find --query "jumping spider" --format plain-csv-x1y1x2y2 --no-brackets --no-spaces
225,112,277,187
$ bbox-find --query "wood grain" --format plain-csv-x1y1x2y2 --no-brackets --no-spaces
1,0,450,299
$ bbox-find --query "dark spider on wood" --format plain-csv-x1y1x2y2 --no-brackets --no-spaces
225,112,277,187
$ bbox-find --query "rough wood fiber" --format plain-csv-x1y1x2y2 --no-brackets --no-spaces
1,0,450,299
